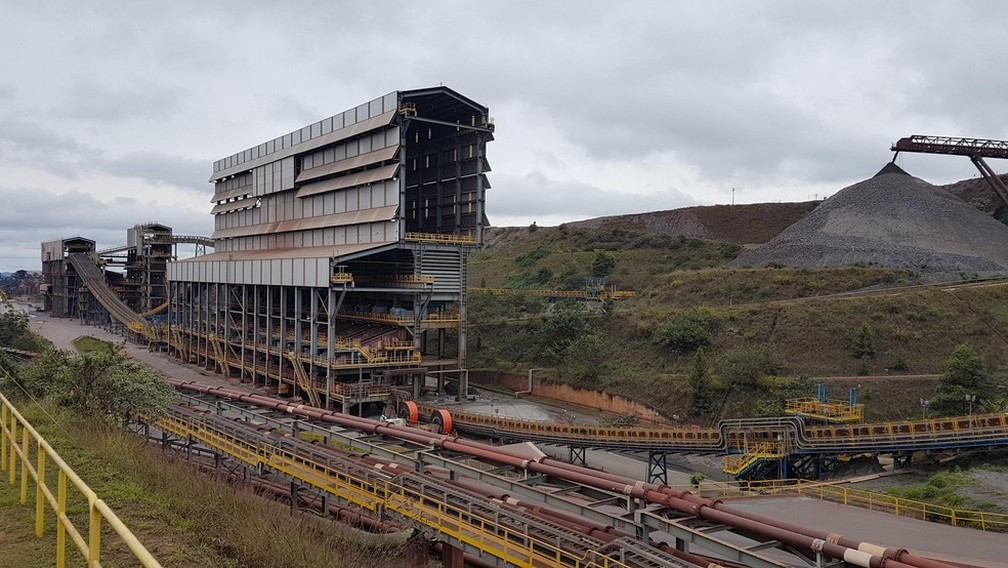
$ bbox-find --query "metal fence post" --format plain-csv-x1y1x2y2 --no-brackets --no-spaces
36,440,45,537
20,424,29,504
57,470,67,568
88,496,102,566
1,403,7,471
8,413,16,485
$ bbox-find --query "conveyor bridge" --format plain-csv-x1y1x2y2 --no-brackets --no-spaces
155,406,685,568
415,403,1008,478
66,253,161,340
891,134,1008,207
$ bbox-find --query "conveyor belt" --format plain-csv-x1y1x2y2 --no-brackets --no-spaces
67,253,145,327
156,406,691,568
416,402,1008,456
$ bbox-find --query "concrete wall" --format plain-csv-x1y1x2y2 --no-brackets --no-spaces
472,371,668,422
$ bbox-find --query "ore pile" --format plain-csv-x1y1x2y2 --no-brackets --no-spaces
731,163,1008,272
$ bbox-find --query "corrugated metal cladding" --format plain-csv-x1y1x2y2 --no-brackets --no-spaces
296,164,400,199
212,220,397,252
167,257,330,287
297,142,398,184
210,91,399,182
417,249,462,293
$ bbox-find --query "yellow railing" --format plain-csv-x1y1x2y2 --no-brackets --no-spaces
685,478,1008,532
340,310,460,326
786,398,864,423
0,392,162,567
471,287,635,301
404,232,477,245
157,412,631,568
721,443,786,476
776,480,1008,531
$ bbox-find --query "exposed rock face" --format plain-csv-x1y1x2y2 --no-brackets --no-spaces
730,164,1008,272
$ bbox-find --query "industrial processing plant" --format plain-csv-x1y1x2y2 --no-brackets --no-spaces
42,86,493,413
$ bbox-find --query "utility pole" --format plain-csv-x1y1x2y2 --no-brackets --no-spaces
731,186,735,206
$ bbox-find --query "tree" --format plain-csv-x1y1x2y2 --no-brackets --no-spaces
931,344,992,415
847,323,876,359
689,347,715,415
591,251,616,278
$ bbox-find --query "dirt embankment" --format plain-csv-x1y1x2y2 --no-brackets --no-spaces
560,201,820,245
472,371,674,423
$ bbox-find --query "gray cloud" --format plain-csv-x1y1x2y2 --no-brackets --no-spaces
56,78,184,122
0,186,211,273
2,0,1008,270
102,151,209,195
490,171,695,221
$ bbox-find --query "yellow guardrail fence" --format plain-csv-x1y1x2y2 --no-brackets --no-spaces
156,411,633,568
773,479,1008,531
682,478,1008,532
404,231,477,245
0,391,162,567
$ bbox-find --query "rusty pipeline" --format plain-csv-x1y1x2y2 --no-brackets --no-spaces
169,380,960,568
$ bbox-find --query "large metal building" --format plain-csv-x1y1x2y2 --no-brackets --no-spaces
167,86,493,412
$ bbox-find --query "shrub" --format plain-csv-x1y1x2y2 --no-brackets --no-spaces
653,310,715,354
18,345,175,420
515,246,549,268
719,344,779,387
564,333,609,383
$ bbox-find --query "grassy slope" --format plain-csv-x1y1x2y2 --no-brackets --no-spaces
0,401,407,568
468,225,1008,421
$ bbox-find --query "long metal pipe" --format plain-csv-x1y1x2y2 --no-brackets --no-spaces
169,380,959,568
528,456,952,568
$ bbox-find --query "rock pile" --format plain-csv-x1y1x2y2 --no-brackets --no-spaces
731,163,1008,272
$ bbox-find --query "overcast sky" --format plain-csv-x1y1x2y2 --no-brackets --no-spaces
2,1,1007,271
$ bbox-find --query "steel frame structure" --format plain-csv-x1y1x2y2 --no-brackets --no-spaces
168,87,493,410
891,134,1008,207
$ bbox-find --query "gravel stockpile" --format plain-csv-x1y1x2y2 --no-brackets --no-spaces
731,163,1008,272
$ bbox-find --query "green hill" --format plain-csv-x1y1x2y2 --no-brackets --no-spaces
467,223,1008,423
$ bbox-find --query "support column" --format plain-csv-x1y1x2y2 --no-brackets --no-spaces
440,542,464,568
647,451,668,485
569,446,586,466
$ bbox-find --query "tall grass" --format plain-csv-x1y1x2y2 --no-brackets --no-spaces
0,399,409,568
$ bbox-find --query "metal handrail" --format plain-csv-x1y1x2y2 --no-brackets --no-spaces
0,392,162,567
156,410,634,567
404,232,476,245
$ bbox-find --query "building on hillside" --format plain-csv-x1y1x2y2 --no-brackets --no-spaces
166,86,493,412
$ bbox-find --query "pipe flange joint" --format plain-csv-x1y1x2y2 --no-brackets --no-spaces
826,533,842,545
